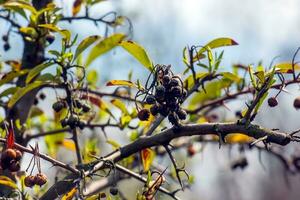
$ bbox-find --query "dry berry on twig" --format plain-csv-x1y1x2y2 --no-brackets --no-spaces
24,175,36,188
138,109,150,121
34,173,47,186
110,187,119,196
293,97,300,109
267,97,278,107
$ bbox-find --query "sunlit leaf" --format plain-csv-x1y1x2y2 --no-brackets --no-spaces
111,99,129,114
38,24,71,43
3,1,37,14
225,133,253,144
275,62,300,73
86,33,126,66
221,72,241,83
106,139,121,150
74,35,101,61
62,187,77,200
106,79,137,88
141,148,155,172
0,69,29,87
184,72,208,90
61,139,76,151
193,38,238,62
26,62,54,84
119,40,153,71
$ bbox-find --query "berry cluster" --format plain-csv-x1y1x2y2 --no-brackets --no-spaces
0,148,22,172
52,99,90,129
24,173,47,187
137,65,187,125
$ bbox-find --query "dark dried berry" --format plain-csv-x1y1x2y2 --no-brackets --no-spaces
168,112,178,125
52,101,65,112
74,100,83,109
231,157,248,170
33,98,39,105
162,75,171,85
155,85,166,100
110,187,118,196
60,118,68,127
138,109,150,121
82,104,91,112
78,121,86,130
171,86,182,97
150,104,159,116
177,109,187,120
9,160,20,172
235,110,243,118
293,97,300,109
159,105,169,116
99,193,106,198
146,95,156,104
39,93,46,100
15,150,22,161
169,78,180,87
4,43,10,51
67,116,79,128
46,34,55,44
2,35,8,42
182,89,187,97
267,97,278,107
24,175,36,188
34,173,47,186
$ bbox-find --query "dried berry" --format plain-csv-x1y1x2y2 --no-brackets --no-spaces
146,95,156,104
60,118,68,127
187,144,196,156
110,187,118,196
15,150,22,161
267,97,278,107
52,101,65,112
170,86,182,97
39,93,46,100
24,175,36,188
3,148,17,160
74,100,83,109
4,43,10,51
82,104,91,112
293,97,300,109
162,75,171,85
2,35,8,42
150,104,159,116
67,115,80,128
155,85,166,100
169,78,180,87
159,105,169,116
138,109,150,121
177,109,187,120
33,98,39,105
168,112,178,125
34,173,47,186
46,34,55,44
78,121,86,130
9,160,20,172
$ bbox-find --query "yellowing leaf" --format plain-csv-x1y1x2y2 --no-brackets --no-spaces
4,1,37,14
119,40,153,71
225,133,253,144
5,60,21,71
275,62,300,73
38,24,71,43
221,72,241,83
72,0,83,16
0,69,29,87
106,79,136,88
141,148,155,172
61,139,76,151
0,176,17,189
26,62,54,84
106,139,121,150
74,35,101,61
86,33,126,66
193,38,238,61
62,187,77,200
111,99,128,114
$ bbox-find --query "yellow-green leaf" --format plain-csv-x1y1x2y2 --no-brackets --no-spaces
3,1,37,14
86,33,126,66
0,176,17,189
74,35,101,61
221,72,241,83
106,139,121,150
111,99,128,114
225,134,253,144
26,62,54,84
38,24,71,43
0,70,29,87
193,38,238,61
275,62,300,73
106,79,136,88
119,40,153,71
8,81,48,108
62,187,77,200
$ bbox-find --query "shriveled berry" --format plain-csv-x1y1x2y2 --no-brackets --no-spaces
3,148,17,160
177,109,187,120
169,78,180,87
78,121,86,130
52,101,65,112
159,105,169,116
67,115,80,128
110,187,118,196
9,160,20,172
74,100,83,109
33,98,39,105
171,86,182,97
187,144,196,156
138,109,150,121
2,35,8,42
267,97,278,107
34,173,47,186
24,175,36,188
46,34,55,44
293,97,300,109
15,150,22,161
146,95,156,104
60,118,68,127
162,75,171,85
150,104,159,116
4,43,10,51
168,112,178,125
155,85,166,100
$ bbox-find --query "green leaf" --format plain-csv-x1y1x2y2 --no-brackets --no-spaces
193,37,238,61
8,81,49,108
111,99,129,114
0,87,18,98
74,35,101,61
26,62,54,84
0,176,18,189
3,1,37,14
38,24,71,43
0,70,29,87
119,40,153,71
221,72,241,83
86,33,126,66
106,139,121,150
184,72,208,90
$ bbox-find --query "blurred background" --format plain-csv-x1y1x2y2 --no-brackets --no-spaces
1,0,300,199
